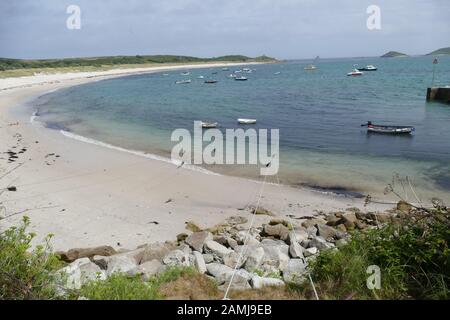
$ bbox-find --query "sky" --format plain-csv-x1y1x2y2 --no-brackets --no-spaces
0,0,449,60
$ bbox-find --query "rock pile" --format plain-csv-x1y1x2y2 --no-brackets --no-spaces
57,206,403,292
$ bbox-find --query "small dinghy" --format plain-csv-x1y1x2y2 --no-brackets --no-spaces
274,71,281,75
235,76,248,81
180,72,190,76
201,121,218,128
204,80,218,84
175,79,191,84
238,118,257,124
347,69,363,76
362,121,415,134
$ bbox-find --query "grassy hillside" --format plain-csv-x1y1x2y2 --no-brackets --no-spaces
381,51,409,58
0,54,276,71
427,47,450,56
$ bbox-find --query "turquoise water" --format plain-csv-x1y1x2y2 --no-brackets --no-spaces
31,56,450,201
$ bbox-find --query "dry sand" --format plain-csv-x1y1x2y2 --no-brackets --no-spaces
0,63,391,251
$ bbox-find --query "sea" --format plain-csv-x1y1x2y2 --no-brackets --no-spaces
25,56,450,201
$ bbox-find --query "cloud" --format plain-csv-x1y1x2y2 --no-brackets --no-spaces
0,0,449,59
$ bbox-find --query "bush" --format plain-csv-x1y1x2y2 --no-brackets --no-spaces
0,216,63,300
310,206,450,299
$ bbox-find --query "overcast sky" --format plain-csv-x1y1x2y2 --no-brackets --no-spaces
0,0,449,60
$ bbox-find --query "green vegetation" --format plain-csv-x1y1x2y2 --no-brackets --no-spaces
76,267,196,300
381,51,409,58
306,205,450,299
427,47,450,56
0,216,64,300
0,54,276,72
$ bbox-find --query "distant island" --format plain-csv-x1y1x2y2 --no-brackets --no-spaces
426,47,450,56
381,51,409,58
0,54,277,74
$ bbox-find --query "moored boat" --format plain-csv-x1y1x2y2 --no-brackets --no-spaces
358,65,378,71
362,121,415,134
200,121,218,128
204,80,218,84
235,76,248,81
175,79,191,84
180,72,190,76
347,69,363,76
238,118,257,124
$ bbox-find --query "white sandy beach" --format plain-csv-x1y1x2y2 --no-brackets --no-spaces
0,63,391,251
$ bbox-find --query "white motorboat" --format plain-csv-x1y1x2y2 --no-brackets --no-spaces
304,65,317,71
198,75,205,79
235,76,248,81
347,69,363,76
357,65,378,71
181,72,190,76
228,74,236,78
238,118,257,124
274,71,281,75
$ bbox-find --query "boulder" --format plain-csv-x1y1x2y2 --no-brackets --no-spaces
57,246,116,263
162,249,190,267
308,236,334,251
316,224,337,241
204,240,233,258
342,213,357,230
193,251,207,274
185,231,213,252
261,242,290,271
106,255,138,276
223,251,246,269
58,258,106,290
336,224,347,233
225,216,248,225
176,233,188,242
131,259,165,281
202,253,215,264
263,224,290,241
140,242,177,263
283,259,307,284
304,247,318,257
206,263,234,284
288,229,309,243
306,226,318,237
325,214,342,226
244,247,265,271
335,239,349,248
302,218,327,229
251,275,285,289
289,240,304,259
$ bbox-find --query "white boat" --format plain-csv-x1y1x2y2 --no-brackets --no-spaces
274,71,281,75
235,70,242,73
200,121,218,128
304,56,319,71
222,67,229,71
235,76,248,81
181,72,190,76
228,74,236,78
175,79,192,84
347,69,363,76
358,65,377,71
238,118,257,124
198,75,205,79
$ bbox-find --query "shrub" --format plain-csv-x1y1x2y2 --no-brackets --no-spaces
0,216,63,300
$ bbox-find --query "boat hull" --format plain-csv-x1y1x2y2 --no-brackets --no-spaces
367,126,414,134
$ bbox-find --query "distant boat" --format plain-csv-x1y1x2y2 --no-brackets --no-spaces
198,75,205,79
222,67,229,71
162,73,169,76
235,76,248,81
304,56,319,71
358,65,378,71
204,80,218,84
175,79,191,84
362,121,415,134
238,118,257,124
347,69,363,76
235,70,242,73
274,71,281,75
181,72,190,76
228,74,236,78
201,121,218,128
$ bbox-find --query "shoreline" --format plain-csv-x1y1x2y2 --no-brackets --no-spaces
0,62,391,251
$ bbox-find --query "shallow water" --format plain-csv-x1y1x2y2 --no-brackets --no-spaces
29,56,450,201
